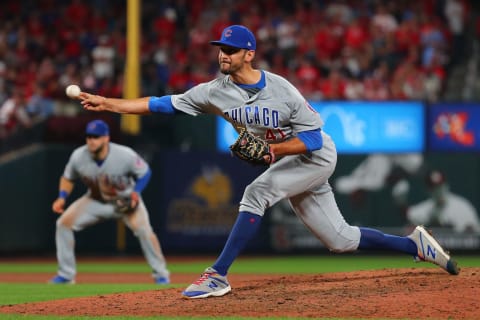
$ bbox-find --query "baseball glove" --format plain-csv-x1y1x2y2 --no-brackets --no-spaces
230,128,275,166
115,192,139,214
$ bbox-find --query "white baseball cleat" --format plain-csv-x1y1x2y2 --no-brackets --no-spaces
182,267,231,299
408,225,459,275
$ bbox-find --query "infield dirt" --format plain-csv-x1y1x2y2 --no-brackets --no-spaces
0,267,479,319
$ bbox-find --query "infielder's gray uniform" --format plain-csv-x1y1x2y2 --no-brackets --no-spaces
171,71,361,252
55,142,169,280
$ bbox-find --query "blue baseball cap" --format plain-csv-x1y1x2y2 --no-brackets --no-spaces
86,120,109,136
210,25,256,50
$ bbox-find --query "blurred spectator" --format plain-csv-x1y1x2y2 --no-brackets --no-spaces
315,21,343,63
152,41,170,89
0,87,31,138
96,76,123,98
296,25,317,59
364,62,391,101
370,25,399,71
65,0,90,30
167,64,194,94
295,56,321,98
325,0,354,25
344,17,370,51
394,17,420,59
371,3,398,35
26,83,54,121
422,54,446,103
444,0,467,66
81,67,98,92
12,27,31,68
90,8,108,34
344,76,365,100
210,8,232,41
364,74,390,101
318,69,346,100
142,61,166,96
420,15,448,68
91,34,115,83
275,14,300,62
188,19,211,52
59,63,82,90
390,59,425,100
340,46,363,79
36,57,60,99
61,28,82,64
153,7,177,44
266,52,289,79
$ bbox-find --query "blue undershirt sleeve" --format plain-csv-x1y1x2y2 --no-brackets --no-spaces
148,95,176,114
297,129,323,152
134,168,152,193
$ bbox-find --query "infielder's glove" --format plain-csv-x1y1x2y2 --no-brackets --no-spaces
229,128,275,166
115,192,139,214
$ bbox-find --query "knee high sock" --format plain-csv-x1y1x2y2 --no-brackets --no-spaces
212,211,262,276
358,227,417,255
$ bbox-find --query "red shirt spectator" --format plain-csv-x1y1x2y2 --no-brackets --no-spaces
63,31,82,61
90,9,108,34
296,26,317,57
14,32,31,67
268,53,289,79
314,22,343,59
168,65,193,94
364,62,391,101
210,9,232,40
295,57,320,97
189,22,211,52
318,70,346,100
153,8,177,44
296,58,320,84
97,77,123,98
394,19,420,55
26,13,45,38
65,0,90,29
364,76,390,100
344,18,369,50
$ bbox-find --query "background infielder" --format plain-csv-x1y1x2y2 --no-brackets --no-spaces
49,119,169,284
78,25,459,298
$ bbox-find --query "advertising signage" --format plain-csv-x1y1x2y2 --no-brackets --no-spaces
428,103,480,151
217,101,425,154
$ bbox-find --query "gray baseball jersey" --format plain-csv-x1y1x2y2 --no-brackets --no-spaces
172,71,322,139
55,142,169,280
64,142,147,202
171,70,361,252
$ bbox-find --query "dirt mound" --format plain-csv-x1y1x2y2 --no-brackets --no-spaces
1,268,479,319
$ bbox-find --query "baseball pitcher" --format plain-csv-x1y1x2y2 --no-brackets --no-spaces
78,25,459,298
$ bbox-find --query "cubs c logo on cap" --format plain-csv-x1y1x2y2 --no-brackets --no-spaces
210,25,256,50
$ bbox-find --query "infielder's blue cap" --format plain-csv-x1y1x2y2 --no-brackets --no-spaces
86,120,109,136
210,25,256,50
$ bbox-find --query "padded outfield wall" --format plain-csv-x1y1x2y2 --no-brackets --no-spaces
1,101,479,254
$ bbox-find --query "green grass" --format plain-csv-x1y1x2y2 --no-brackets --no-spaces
0,255,479,320
0,282,178,305
2,254,479,274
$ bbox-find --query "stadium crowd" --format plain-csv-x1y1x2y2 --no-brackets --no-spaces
0,0,470,140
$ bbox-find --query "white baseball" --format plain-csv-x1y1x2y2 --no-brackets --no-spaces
65,84,81,98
